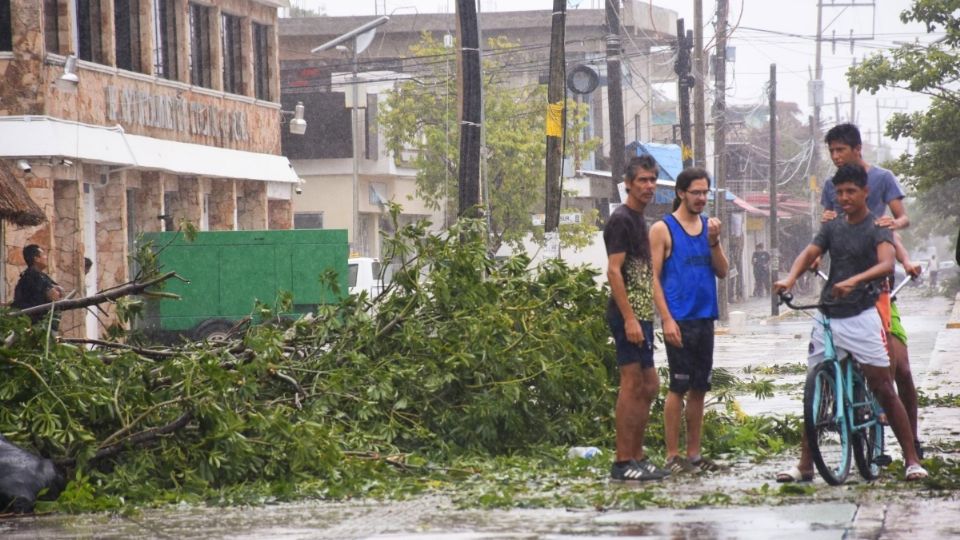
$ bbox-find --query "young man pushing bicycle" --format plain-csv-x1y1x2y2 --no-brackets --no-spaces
773,163,927,482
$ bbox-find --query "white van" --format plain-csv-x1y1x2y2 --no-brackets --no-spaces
348,257,391,298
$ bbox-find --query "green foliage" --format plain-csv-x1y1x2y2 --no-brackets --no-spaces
0,217,617,510
917,391,960,408
846,0,960,230
743,363,806,375
379,33,599,253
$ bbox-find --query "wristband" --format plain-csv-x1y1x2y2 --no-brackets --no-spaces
709,240,720,248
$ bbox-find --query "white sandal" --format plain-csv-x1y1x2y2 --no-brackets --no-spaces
905,463,928,481
776,465,814,483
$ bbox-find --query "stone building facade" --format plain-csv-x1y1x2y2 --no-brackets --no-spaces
0,0,298,339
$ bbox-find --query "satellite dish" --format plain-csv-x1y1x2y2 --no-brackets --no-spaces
355,28,377,55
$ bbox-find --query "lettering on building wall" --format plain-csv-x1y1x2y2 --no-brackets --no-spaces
105,86,249,142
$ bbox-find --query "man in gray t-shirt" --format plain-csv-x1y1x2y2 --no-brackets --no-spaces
812,210,893,318
821,165,905,221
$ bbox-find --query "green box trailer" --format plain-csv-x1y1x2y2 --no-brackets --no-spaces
137,229,348,341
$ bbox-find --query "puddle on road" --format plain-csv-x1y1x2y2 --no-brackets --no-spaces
593,502,856,540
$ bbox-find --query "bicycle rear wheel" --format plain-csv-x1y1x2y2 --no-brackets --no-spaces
804,362,851,485
852,375,885,481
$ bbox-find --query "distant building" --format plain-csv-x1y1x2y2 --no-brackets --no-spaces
1,0,297,338
277,2,680,254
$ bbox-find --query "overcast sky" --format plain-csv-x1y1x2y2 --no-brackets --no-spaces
291,1,940,154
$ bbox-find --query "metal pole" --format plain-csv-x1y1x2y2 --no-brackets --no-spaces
605,0,625,203
769,64,779,316
714,0,729,322
812,1,823,228
676,19,693,168
478,0,492,239
352,46,361,255
693,0,706,168
850,58,857,123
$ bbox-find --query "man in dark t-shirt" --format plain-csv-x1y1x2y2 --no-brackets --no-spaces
752,243,770,297
773,163,927,482
603,155,669,483
12,244,63,325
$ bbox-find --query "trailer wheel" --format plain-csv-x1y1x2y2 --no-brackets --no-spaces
193,319,235,342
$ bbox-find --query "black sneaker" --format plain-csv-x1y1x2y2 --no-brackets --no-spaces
690,456,727,473
610,459,670,482
665,455,698,475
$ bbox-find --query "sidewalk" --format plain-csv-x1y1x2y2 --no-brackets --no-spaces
848,291,960,539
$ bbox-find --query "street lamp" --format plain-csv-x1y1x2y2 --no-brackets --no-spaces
281,101,307,135
56,54,79,92
311,16,389,256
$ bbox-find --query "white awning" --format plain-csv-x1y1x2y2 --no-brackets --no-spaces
0,116,299,184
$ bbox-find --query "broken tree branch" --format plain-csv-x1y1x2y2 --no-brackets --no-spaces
9,272,180,319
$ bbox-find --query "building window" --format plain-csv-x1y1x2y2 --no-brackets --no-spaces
221,13,243,94
0,0,11,51
43,0,60,54
77,0,104,63
294,212,323,229
189,2,213,88
114,0,143,72
253,22,271,100
154,0,178,80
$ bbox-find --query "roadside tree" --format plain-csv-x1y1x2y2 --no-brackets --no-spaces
380,34,599,253
847,0,960,236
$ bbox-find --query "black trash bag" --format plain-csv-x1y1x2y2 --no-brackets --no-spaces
0,434,66,513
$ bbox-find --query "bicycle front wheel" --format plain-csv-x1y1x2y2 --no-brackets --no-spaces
804,362,851,485
851,376,885,481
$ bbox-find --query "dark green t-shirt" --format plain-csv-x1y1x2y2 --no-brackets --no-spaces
603,205,654,321
812,212,893,318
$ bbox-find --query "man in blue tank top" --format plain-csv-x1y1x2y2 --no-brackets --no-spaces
650,167,729,474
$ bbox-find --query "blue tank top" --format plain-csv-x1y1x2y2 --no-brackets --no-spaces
660,214,718,321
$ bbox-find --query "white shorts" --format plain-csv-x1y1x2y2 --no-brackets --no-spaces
808,309,889,368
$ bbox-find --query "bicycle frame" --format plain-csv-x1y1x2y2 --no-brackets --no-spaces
817,315,881,441
780,289,886,483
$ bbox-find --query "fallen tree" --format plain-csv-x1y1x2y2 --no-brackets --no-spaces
0,216,620,510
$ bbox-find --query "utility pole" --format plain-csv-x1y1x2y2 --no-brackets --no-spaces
693,0,707,168
811,0,824,226
850,58,857,123
455,0,481,218
713,0,729,321
675,18,693,168
605,0,625,201
769,64,779,317
544,0,567,235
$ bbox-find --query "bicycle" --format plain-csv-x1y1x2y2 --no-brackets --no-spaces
778,287,895,485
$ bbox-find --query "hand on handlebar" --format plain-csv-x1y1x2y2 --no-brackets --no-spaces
773,279,793,305
903,260,922,278
831,278,858,298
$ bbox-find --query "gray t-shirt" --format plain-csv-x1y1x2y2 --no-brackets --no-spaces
820,165,905,217
812,212,894,318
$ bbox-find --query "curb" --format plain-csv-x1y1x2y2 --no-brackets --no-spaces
946,292,960,329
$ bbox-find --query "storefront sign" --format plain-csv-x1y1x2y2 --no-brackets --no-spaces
105,86,249,142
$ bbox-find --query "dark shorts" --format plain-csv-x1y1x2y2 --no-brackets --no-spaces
665,319,715,393
607,310,655,368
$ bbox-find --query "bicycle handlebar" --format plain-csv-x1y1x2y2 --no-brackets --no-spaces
778,282,881,312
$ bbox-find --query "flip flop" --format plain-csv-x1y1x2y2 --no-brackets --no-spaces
905,463,928,481
776,465,814,483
